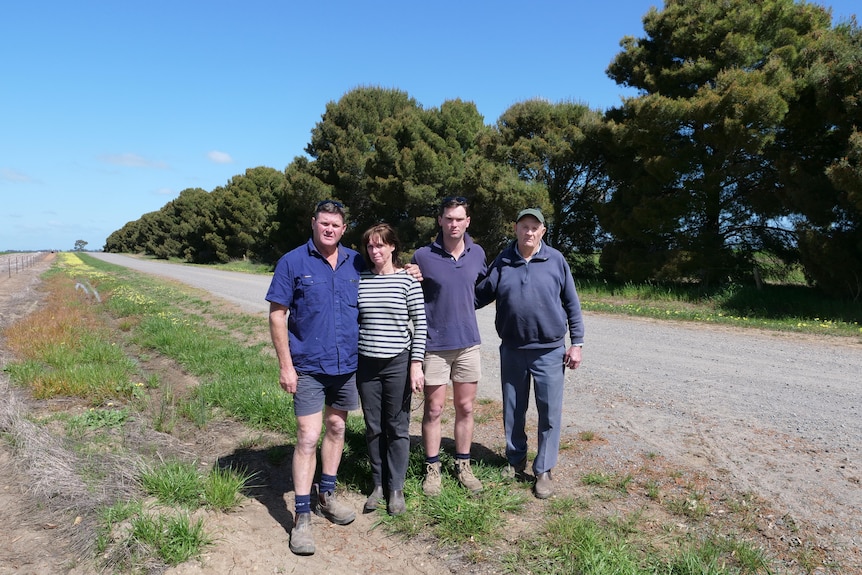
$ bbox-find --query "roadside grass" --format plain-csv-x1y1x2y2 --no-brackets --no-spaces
127,512,210,566
374,450,528,545
140,459,254,511
2,271,139,401
66,407,130,438
501,499,772,575
0,253,256,571
96,460,250,570
0,251,845,573
577,279,862,338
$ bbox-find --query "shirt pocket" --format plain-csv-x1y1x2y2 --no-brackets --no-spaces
294,274,329,318
339,277,359,308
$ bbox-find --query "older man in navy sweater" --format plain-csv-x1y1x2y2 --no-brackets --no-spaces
475,207,584,499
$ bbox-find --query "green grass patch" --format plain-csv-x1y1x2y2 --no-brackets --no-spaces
140,460,205,508
203,466,255,511
577,279,862,338
96,500,143,554
377,449,527,545
73,253,296,436
67,407,129,437
140,459,252,511
129,512,210,565
502,499,772,575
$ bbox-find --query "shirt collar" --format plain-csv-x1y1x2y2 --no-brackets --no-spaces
306,237,346,266
432,232,474,254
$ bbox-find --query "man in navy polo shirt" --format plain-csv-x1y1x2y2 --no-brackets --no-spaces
411,196,487,495
266,199,362,556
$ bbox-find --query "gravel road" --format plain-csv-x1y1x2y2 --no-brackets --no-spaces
88,252,862,563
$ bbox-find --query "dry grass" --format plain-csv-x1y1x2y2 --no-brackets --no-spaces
3,274,101,358
1,273,141,564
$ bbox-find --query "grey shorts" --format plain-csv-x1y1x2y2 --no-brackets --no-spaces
423,345,481,386
294,372,360,417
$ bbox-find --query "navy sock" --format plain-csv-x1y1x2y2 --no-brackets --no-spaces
425,454,440,465
319,474,337,495
455,453,470,461
295,494,311,515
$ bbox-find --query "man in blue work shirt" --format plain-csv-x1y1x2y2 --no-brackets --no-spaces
266,199,362,556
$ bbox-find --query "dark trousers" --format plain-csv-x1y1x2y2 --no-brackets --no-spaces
357,349,412,491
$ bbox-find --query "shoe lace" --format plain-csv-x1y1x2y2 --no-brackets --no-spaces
426,462,440,478
457,460,475,477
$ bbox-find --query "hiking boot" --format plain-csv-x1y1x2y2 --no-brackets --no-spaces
454,459,483,494
534,471,554,499
422,461,442,496
387,489,406,516
289,512,315,555
364,485,384,513
502,456,527,481
314,484,356,525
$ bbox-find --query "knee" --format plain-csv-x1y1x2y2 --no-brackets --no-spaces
424,401,444,422
325,413,347,437
295,428,320,455
455,398,474,418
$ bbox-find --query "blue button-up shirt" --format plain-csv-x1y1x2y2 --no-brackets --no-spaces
266,238,362,376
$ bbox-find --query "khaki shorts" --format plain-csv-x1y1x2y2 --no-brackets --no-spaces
423,345,481,386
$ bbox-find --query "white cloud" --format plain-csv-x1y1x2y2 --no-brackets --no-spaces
154,187,174,196
1,168,35,183
207,150,233,164
99,153,168,169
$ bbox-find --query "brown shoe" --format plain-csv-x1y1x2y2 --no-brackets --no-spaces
364,485,384,513
422,461,442,496
502,456,527,481
387,489,406,516
289,512,315,555
534,471,554,499
454,459,483,494
314,485,356,525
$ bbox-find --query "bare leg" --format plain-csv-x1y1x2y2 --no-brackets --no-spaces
294,411,324,495
320,405,348,475
422,384,448,457
452,381,477,454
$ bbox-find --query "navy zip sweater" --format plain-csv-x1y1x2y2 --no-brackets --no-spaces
475,241,584,349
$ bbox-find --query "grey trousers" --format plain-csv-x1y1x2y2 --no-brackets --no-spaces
500,344,565,475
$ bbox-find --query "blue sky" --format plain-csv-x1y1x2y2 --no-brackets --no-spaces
1,1,858,252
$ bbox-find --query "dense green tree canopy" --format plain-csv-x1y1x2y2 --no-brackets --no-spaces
778,18,862,298
485,99,607,276
601,0,833,286
297,86,539,255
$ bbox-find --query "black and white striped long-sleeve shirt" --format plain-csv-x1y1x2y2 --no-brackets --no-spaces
357,269,427,362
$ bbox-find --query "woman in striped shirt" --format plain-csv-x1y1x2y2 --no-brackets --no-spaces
357,223,427,516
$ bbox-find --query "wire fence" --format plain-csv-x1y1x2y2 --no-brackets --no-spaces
0,252,45,283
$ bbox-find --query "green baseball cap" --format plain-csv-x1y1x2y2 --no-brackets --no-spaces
516,208,545,225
